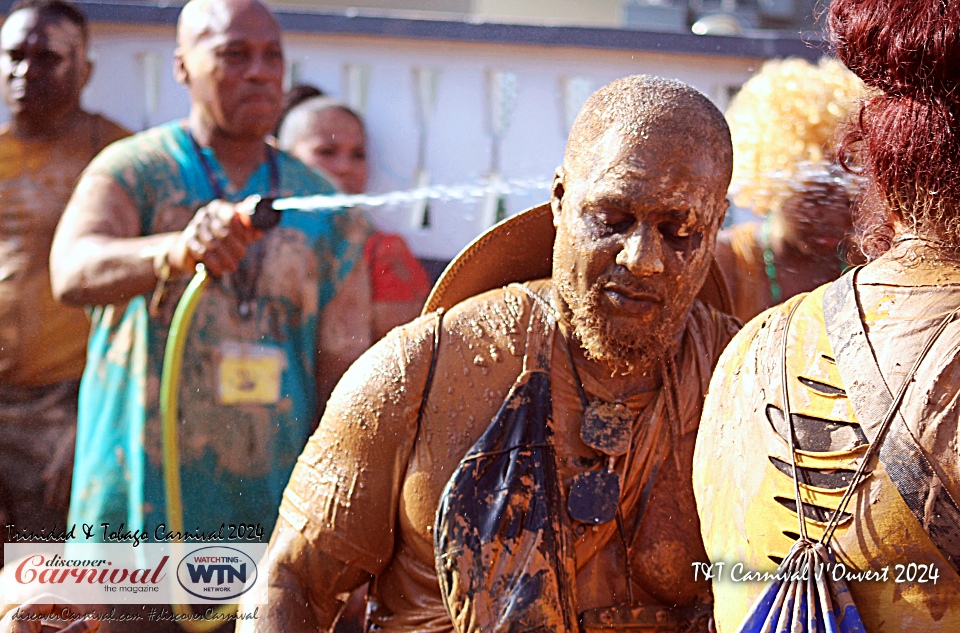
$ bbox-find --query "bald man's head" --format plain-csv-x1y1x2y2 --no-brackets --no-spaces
563,75,732,193
550,75,731,373
177,0,276,50
174,0,283,141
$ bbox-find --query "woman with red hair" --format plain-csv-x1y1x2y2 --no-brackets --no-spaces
694,0,960,630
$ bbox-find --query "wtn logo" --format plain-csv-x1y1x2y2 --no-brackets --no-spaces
186,561,247,585
176,546,257,601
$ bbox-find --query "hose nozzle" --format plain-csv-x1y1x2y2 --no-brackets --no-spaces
238,196,281,230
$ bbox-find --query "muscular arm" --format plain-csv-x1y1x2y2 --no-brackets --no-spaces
254,314,438,630
50,173,259,307
50,174,170,306
239,518,370,632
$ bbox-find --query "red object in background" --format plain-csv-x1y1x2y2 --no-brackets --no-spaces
364,232,432,303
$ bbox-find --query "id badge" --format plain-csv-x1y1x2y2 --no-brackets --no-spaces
218,341,286,405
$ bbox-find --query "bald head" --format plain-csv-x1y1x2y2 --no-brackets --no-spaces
177,0,277,50
564,75,732,190
551,75,731,373
174,0,284,141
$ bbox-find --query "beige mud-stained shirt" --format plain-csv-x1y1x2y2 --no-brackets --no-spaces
281,281,739,632
0,112,128,387
696,245,960,632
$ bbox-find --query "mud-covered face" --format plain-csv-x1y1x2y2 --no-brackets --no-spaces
0,9,89,129
552,126,728,372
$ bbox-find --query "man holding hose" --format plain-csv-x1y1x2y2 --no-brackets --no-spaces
48,0,368,589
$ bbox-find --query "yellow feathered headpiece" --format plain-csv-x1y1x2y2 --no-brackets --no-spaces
727,57,867,216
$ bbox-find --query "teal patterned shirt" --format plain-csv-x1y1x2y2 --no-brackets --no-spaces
68,121,371,538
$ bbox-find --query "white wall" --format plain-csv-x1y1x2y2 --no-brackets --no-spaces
471,0,622,27
61,23,761,259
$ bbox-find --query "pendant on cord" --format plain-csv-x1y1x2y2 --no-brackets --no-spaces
567,399,635,525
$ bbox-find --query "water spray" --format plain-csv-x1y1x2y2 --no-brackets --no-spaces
269,177,549,214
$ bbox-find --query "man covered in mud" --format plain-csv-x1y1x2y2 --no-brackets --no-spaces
247,75,740,632
0,0,127,546
48,0,368,588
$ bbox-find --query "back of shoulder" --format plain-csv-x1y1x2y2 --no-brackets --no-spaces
85,121,183,182
440,283,539,356
92,113,132,148
359,283,533,390
332,310,442,406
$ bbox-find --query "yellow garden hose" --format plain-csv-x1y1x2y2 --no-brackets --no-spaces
159,265,237,632
158,200,280,631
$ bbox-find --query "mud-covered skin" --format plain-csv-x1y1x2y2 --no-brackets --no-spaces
250,75,736,632
263,288,526,632
256,282,738,632
551,79,730,379
0,111,128,386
